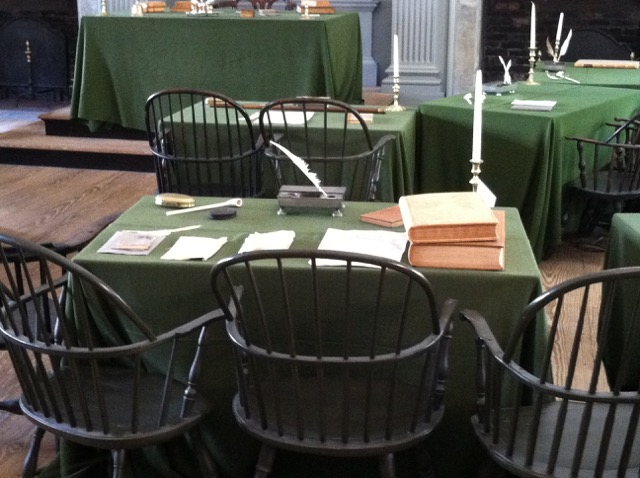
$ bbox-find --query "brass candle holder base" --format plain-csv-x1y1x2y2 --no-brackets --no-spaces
469,157,483,193
526,46,539,86
385,76,406,112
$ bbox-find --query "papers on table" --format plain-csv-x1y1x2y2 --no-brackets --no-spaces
249,110,315,125
98,226,407,265
97,226,202,256
316,228,408,267
238,230,296,253
511,100,557,111
161,236,227,261
98,231,166,255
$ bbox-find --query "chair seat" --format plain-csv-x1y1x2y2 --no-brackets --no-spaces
21,365,211,450
472,400,640,477
570,170,640,201
233,375,444,456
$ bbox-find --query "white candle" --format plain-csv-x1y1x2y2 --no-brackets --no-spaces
472,70,483,161
529,2,536,49
555,12,564,43
393,34,399,78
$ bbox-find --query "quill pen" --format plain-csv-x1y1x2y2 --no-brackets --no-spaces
546,37,555,59
559,29,572,58
269,141,328,197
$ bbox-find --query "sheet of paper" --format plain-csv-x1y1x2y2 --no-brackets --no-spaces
98,231,167,256
262,110,314,125
161,236,227,261
238,230,296,253
316,228,407,267
511,100,556,111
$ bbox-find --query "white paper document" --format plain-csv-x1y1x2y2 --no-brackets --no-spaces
98,231,167,256
316,228,408,267
260,110,314,125
161,236,228,261
238,230,296,253
511,100,557,111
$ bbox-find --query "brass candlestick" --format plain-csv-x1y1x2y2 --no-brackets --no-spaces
385,76,406,112
469,157,483,192
526,46,539,86
101,0,108,15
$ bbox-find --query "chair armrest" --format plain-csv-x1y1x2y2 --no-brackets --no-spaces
371,134,396,152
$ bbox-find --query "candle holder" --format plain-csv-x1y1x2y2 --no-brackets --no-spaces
526,46,539,86
385,76,406,112
469,157,483,192
101,0,108,16
131,1,144,16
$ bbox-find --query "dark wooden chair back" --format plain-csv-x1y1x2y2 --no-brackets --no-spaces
210,249,456,477
145,88,263,198
0,233,221,478
460,266,640,477
258,96,394,201
565,114,640,234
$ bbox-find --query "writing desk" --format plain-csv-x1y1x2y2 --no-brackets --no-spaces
538,64,640,88
419,82,640,261
64,196,542,477
70,11,363,131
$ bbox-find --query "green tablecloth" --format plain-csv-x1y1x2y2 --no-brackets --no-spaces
603,213,640,389
70,11,363,131
68,196,542,477
419,82,640,261
538,64,640,88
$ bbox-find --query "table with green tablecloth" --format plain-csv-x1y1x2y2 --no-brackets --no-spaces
60,196,543,478
538,64,640,88
603,213,640,390
70,10,363,131
168,103,417,201
419,82,640,261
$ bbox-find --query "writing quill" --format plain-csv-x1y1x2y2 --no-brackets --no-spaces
559,29,573,59
269,141,328,197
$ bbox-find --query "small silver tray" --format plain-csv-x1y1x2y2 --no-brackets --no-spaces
483,81,517,96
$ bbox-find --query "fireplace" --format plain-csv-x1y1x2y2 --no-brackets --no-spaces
0,1,77,101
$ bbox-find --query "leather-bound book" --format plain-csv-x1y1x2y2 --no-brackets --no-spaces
360,205,403,228
399,191,498,244
407,210,505,270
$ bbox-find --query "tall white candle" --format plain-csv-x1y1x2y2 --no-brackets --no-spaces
472,70,483,161
393,34,399,78
529,2,536,49
555,12,564,43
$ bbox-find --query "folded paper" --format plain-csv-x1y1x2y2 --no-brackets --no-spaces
238,230,296,253
161,236,227,261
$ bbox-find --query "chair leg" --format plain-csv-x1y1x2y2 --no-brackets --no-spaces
254,443,276,478
21,427,45,478
379,453,397,478
111,449,125,478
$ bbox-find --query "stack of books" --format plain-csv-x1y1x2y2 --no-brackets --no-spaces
144,1,167,13
296,1,335,14
398,192,505,270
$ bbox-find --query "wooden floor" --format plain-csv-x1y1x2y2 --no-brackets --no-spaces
0,164,157,477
